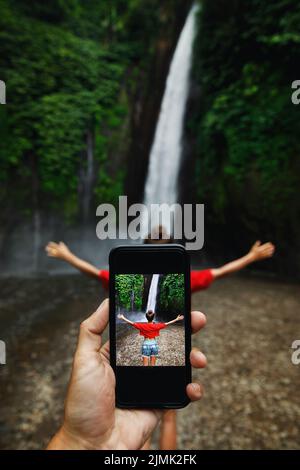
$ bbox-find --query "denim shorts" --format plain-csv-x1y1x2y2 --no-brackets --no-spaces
142,339,159,357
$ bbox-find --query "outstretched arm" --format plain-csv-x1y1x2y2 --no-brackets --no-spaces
165,314,184,326
212,241,275,280
118,313,134,326
45,241,100,279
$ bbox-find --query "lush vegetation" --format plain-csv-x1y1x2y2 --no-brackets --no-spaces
0,0,187,221
116,274,144,311
157,273,184,317
191,0,300,274
1,0,299,274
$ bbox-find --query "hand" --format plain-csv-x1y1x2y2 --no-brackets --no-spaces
248,241,275,261
47,299,207,450
45,241,72,260
177,314,184,321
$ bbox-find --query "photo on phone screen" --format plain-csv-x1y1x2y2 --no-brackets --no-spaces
110,245,191,408
115,273,185,367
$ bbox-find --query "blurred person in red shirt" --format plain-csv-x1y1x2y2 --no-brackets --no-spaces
46,227,275,294
46,226,275,450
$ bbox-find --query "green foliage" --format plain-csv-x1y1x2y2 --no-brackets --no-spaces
191,0,300,269
158,274,184,316
116,274,144,310
0,0,186,220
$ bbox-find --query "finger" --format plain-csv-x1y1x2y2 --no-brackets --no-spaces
48,241,58,248
264,251,273,257
261,242,272,249
186,382,203,401
77,299,109,353
100,340,110,362
45,247,56,257
190,348,207,368
262,246,275,257
191,311,206,334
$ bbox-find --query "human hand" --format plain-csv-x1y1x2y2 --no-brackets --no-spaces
47,299,207,450
248,241,275,261
45,241,72,261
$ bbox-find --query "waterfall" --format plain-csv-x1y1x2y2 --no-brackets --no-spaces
142,4,198,235
146,274,160,312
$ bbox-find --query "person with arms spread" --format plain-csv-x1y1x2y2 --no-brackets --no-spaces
118,309,184,366
45,225,275,449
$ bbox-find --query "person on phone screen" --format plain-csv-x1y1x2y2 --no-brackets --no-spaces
118,310,184,366
45,225,275,450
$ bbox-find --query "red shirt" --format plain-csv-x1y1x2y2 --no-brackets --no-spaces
190,269,214,292
132,322,166,339
98,269,214,293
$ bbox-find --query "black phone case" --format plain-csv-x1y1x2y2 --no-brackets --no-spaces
109,244,191,409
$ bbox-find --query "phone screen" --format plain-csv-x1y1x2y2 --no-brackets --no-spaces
109,245,191,408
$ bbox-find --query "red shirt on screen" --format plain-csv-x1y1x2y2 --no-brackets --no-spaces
132,322,166,339
98,269,214,293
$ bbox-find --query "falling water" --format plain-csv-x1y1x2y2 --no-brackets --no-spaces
146,274,160,312
142,4,198,234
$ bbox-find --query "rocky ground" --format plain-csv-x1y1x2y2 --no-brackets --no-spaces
0,273,299,449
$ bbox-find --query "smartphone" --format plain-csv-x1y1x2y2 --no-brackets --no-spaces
109,244,191,409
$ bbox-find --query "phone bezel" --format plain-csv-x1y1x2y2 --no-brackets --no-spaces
109,244,191,409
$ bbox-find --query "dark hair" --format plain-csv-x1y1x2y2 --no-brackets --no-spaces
143,225,174,245
146,310,155,322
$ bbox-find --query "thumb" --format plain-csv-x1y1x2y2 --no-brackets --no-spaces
252,240,261,249
77,299,109,354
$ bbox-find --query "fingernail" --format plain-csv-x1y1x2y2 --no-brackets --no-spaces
192,383,202,396
195,351,206,363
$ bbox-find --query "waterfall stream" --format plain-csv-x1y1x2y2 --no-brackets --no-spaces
142,4,198,235
146,274,160,312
